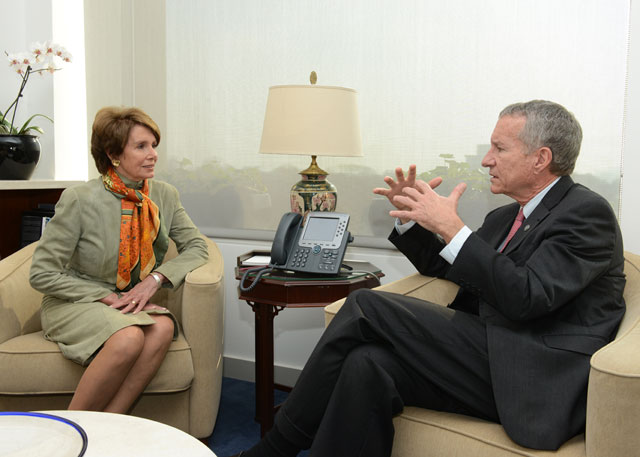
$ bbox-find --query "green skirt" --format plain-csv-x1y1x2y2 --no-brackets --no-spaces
40,295,179,366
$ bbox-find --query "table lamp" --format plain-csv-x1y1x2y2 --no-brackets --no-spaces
259,72,363,214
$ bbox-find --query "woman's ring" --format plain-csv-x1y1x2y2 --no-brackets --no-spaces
131,300,137,305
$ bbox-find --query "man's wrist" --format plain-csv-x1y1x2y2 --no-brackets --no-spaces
440,220,466,244
394,218,416,235
439,225,472,264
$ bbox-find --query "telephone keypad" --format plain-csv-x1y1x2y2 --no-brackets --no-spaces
288,246,342,272
317,248,339,271
290,247,311,268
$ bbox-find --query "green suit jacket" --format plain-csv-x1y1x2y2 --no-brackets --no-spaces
29,176,209,364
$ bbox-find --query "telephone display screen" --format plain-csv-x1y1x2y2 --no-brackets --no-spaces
303,217,339,242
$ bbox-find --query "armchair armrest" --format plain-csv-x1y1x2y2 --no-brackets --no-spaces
325,273,459,327
174,237,224,437
586,316,640,457
0,243,42,344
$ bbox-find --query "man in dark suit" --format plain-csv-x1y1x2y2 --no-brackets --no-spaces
231,100,626,457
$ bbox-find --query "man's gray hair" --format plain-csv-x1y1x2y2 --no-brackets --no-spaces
499,100,582,175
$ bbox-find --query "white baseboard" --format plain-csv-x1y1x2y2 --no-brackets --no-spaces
222,356,302,387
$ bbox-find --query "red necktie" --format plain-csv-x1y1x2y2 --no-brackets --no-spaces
500,208,524,252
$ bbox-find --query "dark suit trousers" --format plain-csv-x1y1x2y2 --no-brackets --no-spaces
273,288,500,457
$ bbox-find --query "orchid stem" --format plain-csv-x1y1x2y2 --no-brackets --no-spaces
8,67,31,133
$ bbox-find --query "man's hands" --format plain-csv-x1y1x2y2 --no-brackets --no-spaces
373,165,421,223
373,165,467,243
101,273,167,314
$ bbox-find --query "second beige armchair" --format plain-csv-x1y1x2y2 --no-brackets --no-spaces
325,251,640,457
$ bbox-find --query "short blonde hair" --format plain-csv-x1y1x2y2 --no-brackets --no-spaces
91,106,161,174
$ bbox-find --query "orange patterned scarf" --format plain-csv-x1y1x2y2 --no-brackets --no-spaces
103,167,161,290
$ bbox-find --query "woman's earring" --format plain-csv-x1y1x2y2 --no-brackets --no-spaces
111,159,120,167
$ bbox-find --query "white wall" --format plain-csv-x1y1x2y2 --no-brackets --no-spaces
621,0,640,254
52,0,88,181
0,0,54,179
218,0,640,380
0,0,87,181
11,0,639,381
83,0,166,181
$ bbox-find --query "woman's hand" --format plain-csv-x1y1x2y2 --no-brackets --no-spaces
100,293,119,306
109,273,166,314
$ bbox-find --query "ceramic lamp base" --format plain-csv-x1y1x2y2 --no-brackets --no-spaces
290,174,337,215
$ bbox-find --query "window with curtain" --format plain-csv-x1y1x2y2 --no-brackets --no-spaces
158,0,628,245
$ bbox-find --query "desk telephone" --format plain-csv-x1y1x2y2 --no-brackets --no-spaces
271,211,353,273
240,211,354,291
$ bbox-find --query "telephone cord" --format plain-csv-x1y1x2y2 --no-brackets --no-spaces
346,269,382,286
239,266,274,292
240,266,381,293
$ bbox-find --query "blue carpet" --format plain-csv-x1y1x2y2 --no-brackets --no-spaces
206,377,309,457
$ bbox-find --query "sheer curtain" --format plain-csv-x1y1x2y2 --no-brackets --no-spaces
159,0,628,244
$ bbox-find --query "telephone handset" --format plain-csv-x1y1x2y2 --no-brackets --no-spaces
270,212,303,267
270,211,352,274
239,211,353,292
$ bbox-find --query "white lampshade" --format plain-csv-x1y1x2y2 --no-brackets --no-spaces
259,85,363,158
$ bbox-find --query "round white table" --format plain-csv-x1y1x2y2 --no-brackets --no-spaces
0,410,216,456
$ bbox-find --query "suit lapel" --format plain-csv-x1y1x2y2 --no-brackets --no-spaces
475,201,519,251
502,176,575,254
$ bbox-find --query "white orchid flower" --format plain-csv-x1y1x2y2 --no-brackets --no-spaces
29,42,48,62
54,46,73,63
6,52,31,75
2,41,73,135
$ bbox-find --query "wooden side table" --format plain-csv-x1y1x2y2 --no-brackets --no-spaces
235,252,384,437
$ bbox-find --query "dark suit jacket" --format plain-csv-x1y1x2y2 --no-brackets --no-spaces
390,176,626,450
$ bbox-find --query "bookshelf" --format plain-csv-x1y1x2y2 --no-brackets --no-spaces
0,181,84,259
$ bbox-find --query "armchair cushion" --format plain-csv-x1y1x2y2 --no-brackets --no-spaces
392,408,584,457
0,331,193,395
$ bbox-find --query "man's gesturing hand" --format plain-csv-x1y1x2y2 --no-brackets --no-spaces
390,179,467,243
373,165,444,224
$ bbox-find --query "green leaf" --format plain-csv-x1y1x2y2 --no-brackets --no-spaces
17,113,53,136
22,125,45,135
0,115,17,134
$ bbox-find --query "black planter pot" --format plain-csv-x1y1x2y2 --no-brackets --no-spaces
0,135,41,180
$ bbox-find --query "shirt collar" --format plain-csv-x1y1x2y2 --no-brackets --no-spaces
115,170,145,190
522,176,561,218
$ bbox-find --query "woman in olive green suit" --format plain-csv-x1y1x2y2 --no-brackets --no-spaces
29,107,209,413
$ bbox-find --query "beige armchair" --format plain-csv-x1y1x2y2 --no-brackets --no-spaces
0,236,224,439
325,251,640,456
